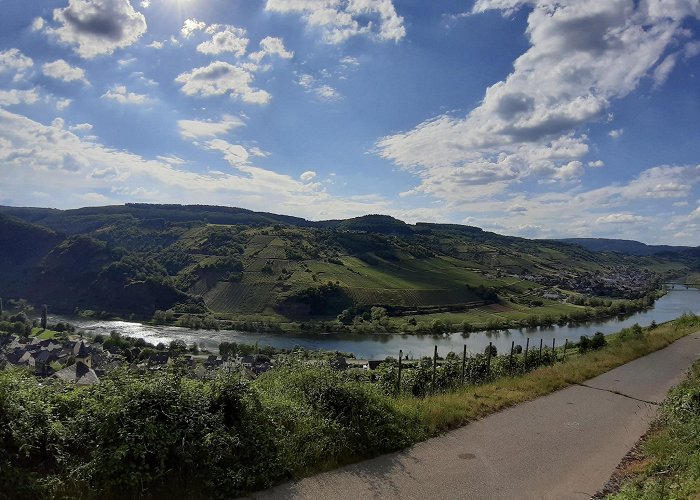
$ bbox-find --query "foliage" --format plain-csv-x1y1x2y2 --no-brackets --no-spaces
610,358,700,499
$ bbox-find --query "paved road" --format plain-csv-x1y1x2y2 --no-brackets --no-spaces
253,333,700,500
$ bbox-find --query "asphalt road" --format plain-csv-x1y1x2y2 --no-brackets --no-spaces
252,333,700,500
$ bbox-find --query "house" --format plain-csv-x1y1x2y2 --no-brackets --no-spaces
34,349,59,376
363,360,384,370
239,355,255,368
330,357,348,370
53,361,100,385
147,352,172,368
252,362,272,375
205,355,223,369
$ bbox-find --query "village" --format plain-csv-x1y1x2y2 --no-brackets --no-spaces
0,315,379,386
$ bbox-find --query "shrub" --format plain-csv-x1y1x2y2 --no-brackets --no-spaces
590,332,607,350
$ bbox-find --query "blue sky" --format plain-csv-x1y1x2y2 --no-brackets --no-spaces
1,0,700,245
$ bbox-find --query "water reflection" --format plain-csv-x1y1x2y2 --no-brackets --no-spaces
49,287,699,360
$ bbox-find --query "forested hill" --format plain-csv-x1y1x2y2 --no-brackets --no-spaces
0,204,696,322
557,237,694,256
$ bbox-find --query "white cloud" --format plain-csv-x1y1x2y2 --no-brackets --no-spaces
608,128,624,139
0,107,401,220
588,160,605,168
48,0,147,59
177,115,245,139
0,48,34,81
297,73,342,101
376,1,700,204
69,122,93,132
42,59,89,84
596,213,651,225
148,40,164,49
197,26,249,56
300,170,317,181
181,18,206,38
101,85,149,104
0,89,40,107
175,61,271,104
249,36,294,62
31,17,45,32
265,0,405,43
55,98,73,110
653,53,677,88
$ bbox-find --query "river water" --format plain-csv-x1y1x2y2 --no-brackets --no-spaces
48,286,699,360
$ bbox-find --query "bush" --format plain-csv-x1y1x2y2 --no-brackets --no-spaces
590,332,607,350
256,364,420,473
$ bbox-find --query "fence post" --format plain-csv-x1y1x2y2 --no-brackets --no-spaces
539,338,543,366
432,345,438,391
524,338,530,372
551,338,556,365
486,341,493,377
461,344,467,385
563,339,568,361
509,340,514,374
397,349,403,395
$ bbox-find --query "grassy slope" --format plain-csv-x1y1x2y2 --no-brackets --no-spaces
0,205,694,323
394,316,700,436
608,360,700,499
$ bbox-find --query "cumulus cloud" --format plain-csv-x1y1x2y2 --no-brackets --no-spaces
0,89,40,107
197,26,249,56
48,0,147,58
175,61,270,104
42,59,89,84
177,115,245,139
265,0,405,43
608,128,624,139
181,18,206,38
0,48,33,81
101,85,149,104
376,1,700,203
249,36,294,62
588,160,605,168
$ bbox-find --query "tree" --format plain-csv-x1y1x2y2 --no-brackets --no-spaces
41,305,48,330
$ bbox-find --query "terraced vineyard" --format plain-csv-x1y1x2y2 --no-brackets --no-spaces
1,204,691,327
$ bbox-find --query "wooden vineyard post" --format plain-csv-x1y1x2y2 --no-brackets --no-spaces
461,344,467,385
432,345,438,391
552,338,556,365
397,349,403,395
486,341,493,377
509,340,515,374
524,338,530,373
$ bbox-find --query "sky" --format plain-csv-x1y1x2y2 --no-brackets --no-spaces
1,0,700,245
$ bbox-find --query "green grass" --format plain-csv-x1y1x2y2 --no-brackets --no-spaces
29,327,59,339
608,357,700,499
393,316,700,435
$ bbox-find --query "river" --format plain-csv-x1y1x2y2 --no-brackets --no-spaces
48,286,700,360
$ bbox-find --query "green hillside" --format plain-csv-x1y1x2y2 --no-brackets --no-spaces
0,204,694,331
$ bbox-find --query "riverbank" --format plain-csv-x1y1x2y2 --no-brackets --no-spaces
45,287,700,360
3,314,698,499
